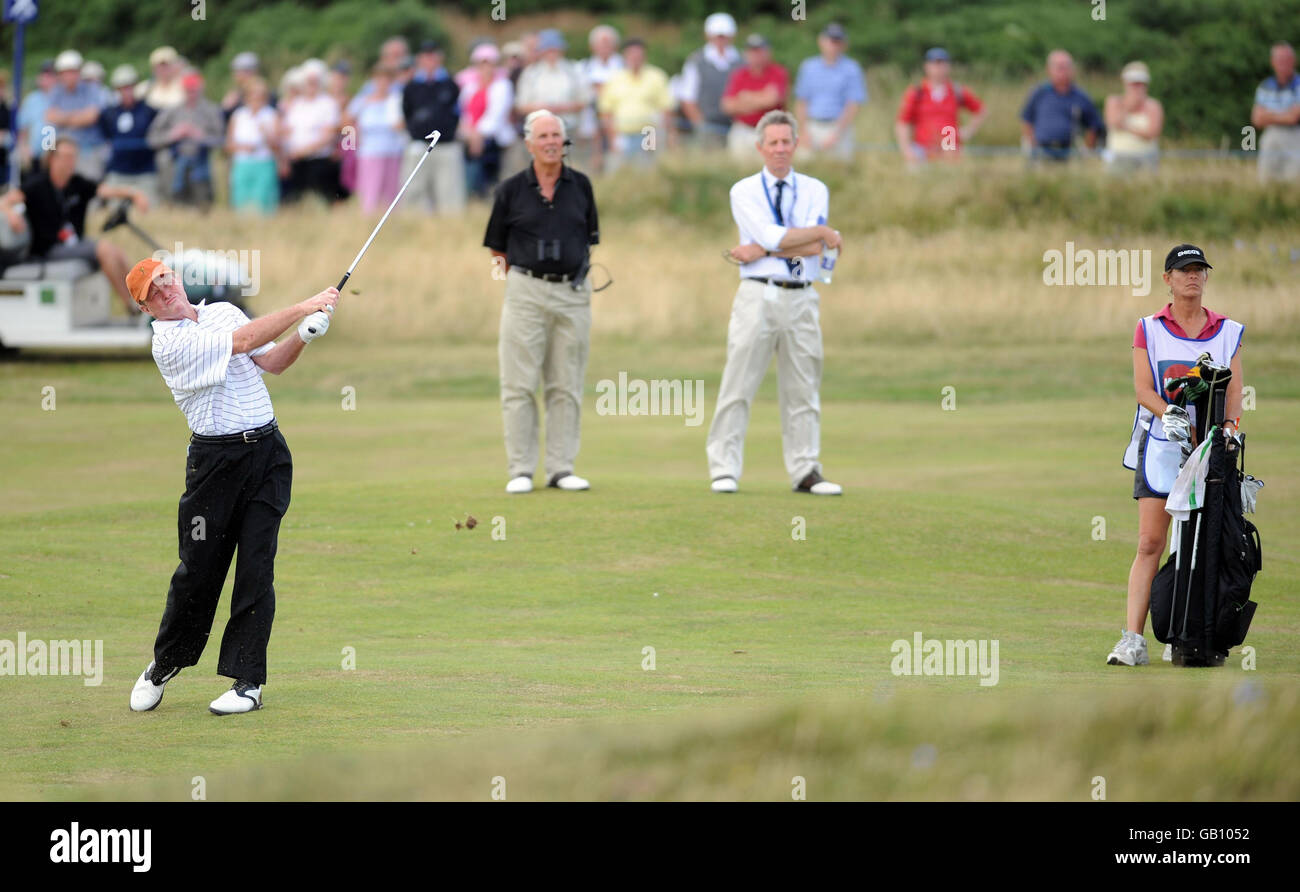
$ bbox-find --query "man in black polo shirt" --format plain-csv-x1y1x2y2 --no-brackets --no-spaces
21,137,148,313
484,109,599,494
401,39,465,214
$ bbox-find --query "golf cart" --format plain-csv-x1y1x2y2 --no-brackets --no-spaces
0,200,252,352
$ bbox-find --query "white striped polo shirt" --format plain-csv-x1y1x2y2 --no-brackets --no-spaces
151,301,276,436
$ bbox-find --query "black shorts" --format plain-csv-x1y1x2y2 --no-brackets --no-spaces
1132,429,1165,500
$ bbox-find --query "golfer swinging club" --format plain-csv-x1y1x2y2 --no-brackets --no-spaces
1109,244,1243,667
127,258,340,714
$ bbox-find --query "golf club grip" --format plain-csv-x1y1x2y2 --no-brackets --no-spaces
336,272,351,292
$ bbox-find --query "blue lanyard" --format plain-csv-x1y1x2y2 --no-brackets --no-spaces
760,170,796,225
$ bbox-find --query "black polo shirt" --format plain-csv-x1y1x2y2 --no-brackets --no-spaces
21,171,98,257
483,163,599,276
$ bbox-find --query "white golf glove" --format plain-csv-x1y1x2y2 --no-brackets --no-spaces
298,309,331,343
1161,405,1191,444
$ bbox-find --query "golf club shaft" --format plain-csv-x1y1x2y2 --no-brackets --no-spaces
336,131,441,291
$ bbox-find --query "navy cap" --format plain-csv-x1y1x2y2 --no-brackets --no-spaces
418,39,442,53
39,58,56,73
1165,244,1212,271
821,23,847,41
745,33,769,50
925,47,950,62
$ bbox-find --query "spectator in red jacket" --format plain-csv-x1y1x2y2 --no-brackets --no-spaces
895,48,985,167
721,34,788,160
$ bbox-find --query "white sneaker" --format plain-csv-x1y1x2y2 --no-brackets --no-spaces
1106,630,1150,666
210,681,263,715
1162,642,1173,662
548,473,590,491
505,475,534,494
129,660,179,712
711,477,738,493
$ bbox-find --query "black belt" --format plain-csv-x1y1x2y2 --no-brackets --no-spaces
1040,140,1072,149
746,276,810,290
513,265,578,283
191,420,278,445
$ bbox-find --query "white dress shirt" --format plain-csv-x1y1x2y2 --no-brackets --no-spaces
729,166,830,282
151,301,276,436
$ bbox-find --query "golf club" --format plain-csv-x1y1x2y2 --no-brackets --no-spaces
304,130,441,336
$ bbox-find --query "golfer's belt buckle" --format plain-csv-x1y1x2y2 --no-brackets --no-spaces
242,427,265,444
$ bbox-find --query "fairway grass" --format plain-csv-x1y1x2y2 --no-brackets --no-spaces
2,339,1296,800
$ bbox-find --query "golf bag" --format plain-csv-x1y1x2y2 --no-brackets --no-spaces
1149,361,1261,666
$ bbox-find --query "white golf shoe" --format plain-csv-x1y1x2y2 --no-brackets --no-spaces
209,681,263,715
795,471,843,496
1162,642,1173,662
505,475,534,494
129,661,180,712
1106,630,1150,666
549,473,590,491
711,477,738,493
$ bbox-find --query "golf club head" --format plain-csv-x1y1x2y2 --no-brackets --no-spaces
101,200,130,234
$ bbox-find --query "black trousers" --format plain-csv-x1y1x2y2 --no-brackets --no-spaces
152,429,292,686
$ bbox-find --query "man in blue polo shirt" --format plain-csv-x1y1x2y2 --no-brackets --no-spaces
46,50,109,180
99,65,159,207
1251,41,1300,182
1020,50,1101,162
793,23,866,160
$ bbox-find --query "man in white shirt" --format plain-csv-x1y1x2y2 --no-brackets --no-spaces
707,109,844,496
126,257,340,717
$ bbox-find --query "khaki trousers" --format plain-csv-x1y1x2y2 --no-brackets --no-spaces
400,140,467,215
1258,126,1300,183
499,268,592,480
706,278,824,487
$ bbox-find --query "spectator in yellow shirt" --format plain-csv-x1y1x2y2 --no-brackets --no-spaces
598,38,671,171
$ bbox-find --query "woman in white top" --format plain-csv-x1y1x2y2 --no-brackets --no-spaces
345,65,406,213
1109,244,1244,667
458,43,516,198
280,66,342,204
1104,61,1163,174
226,77,279,214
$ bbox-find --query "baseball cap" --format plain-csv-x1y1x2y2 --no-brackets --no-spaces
231,51,260,72
537,29,567,52
925,47,950,62
704,12,737,38
54,50,84,73
1122,61,1150,84
745,34,769,50
126,258,169,305
81,60,105,81
1164,244,1212,271
181,71,204,91
502,41,526,59
39,59,56,74
418,39,442,53
110,64,140,89
821,23,847,41
149,46,180,67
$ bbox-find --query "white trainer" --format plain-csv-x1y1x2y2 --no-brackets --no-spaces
1162,642,1173,662
549,473,590,491
129,661,179,712
505,475,534,494
711,477,738,493
210,681,263,715
1106,630,1150,666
